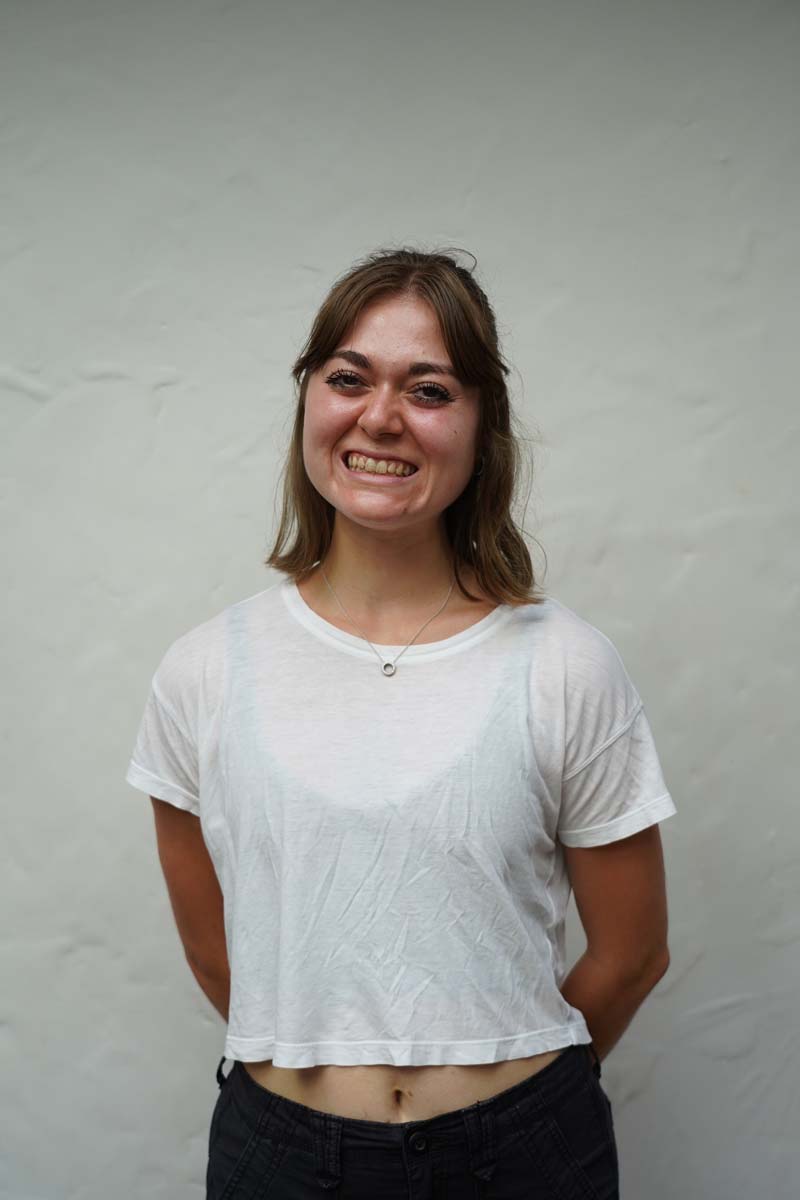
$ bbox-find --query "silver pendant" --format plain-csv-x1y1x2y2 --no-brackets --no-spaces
382,661,396,676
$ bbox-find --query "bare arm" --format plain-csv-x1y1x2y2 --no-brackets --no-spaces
559,825,671,1060
150,797,230,1018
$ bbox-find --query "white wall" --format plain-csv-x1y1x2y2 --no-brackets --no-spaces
2,1,798,1196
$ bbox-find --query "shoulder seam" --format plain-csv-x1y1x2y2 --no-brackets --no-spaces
151,676,195,744
562,698,644,782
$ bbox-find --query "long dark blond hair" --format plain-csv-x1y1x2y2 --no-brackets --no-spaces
265,244,546,607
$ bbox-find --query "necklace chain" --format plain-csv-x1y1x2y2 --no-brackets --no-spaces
319,565,457,676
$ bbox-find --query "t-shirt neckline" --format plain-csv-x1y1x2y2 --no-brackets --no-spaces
281,576,515,662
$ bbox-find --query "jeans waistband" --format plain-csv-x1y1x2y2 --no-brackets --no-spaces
218,1040,599,1161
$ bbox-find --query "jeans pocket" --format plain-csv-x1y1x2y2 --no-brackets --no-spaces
207,1086,291,1200
514,1079,618,1200
208,1082,234,1159
587,1075,619,1185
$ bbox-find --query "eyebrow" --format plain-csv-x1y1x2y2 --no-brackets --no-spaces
330,348,461,382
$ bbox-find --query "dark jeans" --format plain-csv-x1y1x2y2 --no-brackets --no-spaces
206,1042,619,1199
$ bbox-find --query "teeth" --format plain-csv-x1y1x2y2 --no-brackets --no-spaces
346,454,416,476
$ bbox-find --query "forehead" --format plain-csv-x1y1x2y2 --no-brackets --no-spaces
333,294,458,371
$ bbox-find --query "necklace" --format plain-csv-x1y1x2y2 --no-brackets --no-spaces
319,566,457,676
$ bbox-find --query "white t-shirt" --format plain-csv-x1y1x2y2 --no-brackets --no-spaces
125,576,677,1067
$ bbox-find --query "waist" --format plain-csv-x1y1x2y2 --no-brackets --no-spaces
241,1047,569,1123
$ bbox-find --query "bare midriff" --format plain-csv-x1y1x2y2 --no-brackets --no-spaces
242,1049,568,1123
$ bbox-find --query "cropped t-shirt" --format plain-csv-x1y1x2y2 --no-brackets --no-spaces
124,575,677,1067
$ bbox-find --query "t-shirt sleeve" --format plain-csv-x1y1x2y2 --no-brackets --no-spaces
556,629,677,848
124,637,200,816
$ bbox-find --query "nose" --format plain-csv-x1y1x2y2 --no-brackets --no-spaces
356,383,406,439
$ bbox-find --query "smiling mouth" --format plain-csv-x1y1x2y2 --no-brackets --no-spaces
341,452,418,477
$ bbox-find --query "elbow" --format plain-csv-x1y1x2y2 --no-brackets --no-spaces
643,947,671,982
615,946,670,986
185,946,230,982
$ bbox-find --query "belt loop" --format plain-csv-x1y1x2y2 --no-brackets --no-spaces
310,1109,343,1191
460,1100,498,1192
587,1042,602,1078
215,1056,228,1088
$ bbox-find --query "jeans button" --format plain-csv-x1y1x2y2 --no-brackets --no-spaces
409,1132,427,1151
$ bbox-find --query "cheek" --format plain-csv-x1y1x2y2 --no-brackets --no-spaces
305,396,351,446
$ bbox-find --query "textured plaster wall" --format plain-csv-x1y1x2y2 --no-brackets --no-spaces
2,1,798,1197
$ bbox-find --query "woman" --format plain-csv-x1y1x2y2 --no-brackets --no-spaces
126,246,676,1199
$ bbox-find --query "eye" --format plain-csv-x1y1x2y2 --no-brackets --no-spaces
324,369,452,406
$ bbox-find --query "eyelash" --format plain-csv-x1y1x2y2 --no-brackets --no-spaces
324,369,453,406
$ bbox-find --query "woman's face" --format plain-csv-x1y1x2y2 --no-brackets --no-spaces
302,294,481,536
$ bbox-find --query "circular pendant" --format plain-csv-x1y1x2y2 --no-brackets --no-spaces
382,661,396,676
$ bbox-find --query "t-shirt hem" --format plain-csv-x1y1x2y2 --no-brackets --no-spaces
224,1020,592,1067
558,792,677,847
125,760,200,815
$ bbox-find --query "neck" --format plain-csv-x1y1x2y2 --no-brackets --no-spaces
315,528,458,621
